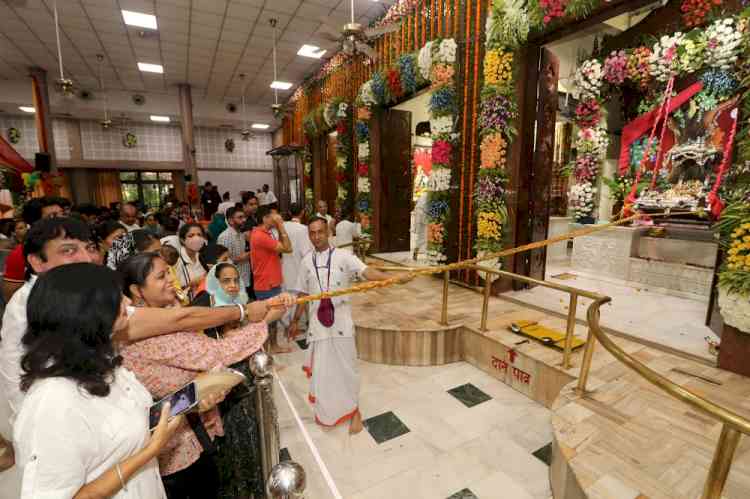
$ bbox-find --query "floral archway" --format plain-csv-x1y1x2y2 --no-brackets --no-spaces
301,97,354,216
569,16,746,221
355,38,458,264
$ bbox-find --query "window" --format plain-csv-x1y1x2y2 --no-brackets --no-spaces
120,171,174,210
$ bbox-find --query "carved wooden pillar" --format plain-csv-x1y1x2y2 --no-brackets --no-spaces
178,84,197,182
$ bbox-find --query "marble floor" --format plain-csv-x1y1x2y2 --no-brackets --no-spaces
504,261,719,362
274,346,554,499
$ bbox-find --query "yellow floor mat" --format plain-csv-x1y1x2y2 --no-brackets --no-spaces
509,321,586,351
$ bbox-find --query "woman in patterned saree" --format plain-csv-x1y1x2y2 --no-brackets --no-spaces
117,252,292,499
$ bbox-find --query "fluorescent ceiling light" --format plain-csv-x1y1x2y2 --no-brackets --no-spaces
18,106,35,113
270,81,293,90
122,10,158,30
251,123,270,130
297,44,327,59
138,62,164,73
150,115,170,122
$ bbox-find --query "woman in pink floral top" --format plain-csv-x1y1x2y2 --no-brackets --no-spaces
118,252,291,499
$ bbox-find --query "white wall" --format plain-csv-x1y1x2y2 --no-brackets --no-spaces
393,90,433,139
194,128,273,170
80,120,182,161
0,116,70,160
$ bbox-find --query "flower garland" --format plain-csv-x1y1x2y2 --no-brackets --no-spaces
569,14,747,223
301,98,354,215
355,106,373,237
356,38,457,263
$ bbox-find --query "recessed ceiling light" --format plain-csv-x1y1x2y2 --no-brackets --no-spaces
251,123,270,130
270,81,293,90
150,115,170,122
297,44,327,59
18,106,35,113
138,62,164,74
122,10,158,30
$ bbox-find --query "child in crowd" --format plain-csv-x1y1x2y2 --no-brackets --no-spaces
160,244,189,305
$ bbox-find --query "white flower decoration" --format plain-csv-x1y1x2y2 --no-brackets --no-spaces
358,142,370,158
430,116,453,134
574,60,603,100
704,18,742,70
357,177,371,193
336,102,349,118
337,185,347,200
437,39,457,64
359,81,377,106
418,41,433,80
430,166,452,191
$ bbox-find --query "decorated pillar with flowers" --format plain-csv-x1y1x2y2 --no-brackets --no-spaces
355,37,458,264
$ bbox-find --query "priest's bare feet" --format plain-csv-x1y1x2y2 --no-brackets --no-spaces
349,411,364,435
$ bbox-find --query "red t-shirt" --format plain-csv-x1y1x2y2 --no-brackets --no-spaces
3,244,25,282
249,227,282,291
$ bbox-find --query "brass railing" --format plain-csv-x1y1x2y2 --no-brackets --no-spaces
431,264,750,499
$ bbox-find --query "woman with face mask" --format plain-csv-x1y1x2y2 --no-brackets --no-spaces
175,223,208,301
195,263,266,498
117,253,292,499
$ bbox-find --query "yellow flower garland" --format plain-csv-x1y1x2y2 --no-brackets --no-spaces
483,49,513,87
477,211,503,240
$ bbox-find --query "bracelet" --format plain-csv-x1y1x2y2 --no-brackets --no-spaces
236,303,245,322
115,463,127,492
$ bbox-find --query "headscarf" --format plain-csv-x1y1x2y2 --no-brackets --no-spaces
205,262,248,306
207,212,227,241
107,232,136,270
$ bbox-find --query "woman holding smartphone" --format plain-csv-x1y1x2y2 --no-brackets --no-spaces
117,252,292,499
14,263,182,498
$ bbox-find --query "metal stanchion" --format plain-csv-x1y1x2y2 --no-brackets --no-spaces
480,276,491,332
562,292,578,369
440,270,449,325
249,351,280,496
268,461,307,498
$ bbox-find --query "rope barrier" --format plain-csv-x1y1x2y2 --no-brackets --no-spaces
294,209,702,305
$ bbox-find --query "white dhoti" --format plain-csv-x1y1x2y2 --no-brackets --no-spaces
296,247,367,427
303,337,359,426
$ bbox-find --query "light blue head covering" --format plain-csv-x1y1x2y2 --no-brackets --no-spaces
206,262,248,306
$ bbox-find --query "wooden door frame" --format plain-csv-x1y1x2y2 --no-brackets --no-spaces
509,0,662,286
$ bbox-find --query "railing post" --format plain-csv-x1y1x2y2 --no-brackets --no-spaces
440,269,449,325
576,327,596,395
702,424,742,499
480,275,491,332
249,352,280,496
268,461,307,498
562,292,578,369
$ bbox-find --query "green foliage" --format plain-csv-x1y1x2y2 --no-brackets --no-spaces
565,0,599,20
719,269,750,297
486,0,530,49
714,201,750,248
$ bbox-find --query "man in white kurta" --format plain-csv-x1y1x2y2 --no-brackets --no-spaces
280,203,313,331
290,217,399,434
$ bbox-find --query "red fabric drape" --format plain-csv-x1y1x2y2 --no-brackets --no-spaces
619,82,703,175
0,135,33,173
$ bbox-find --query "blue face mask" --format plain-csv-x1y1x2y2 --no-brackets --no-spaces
206,264,248,307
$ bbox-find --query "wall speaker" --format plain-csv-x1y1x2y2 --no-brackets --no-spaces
35,152,51,173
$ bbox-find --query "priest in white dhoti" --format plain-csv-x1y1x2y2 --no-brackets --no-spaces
289,216,407,434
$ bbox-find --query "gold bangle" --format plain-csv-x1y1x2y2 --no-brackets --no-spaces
115,462,127,492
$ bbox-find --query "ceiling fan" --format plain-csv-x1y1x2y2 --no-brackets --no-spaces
52,0,75,97
315,0,401,61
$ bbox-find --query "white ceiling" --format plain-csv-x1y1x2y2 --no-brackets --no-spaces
0,0,388,125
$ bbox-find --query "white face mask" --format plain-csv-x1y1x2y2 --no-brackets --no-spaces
184,236,206,252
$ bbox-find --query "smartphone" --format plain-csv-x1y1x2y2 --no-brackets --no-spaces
149,382,198,430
